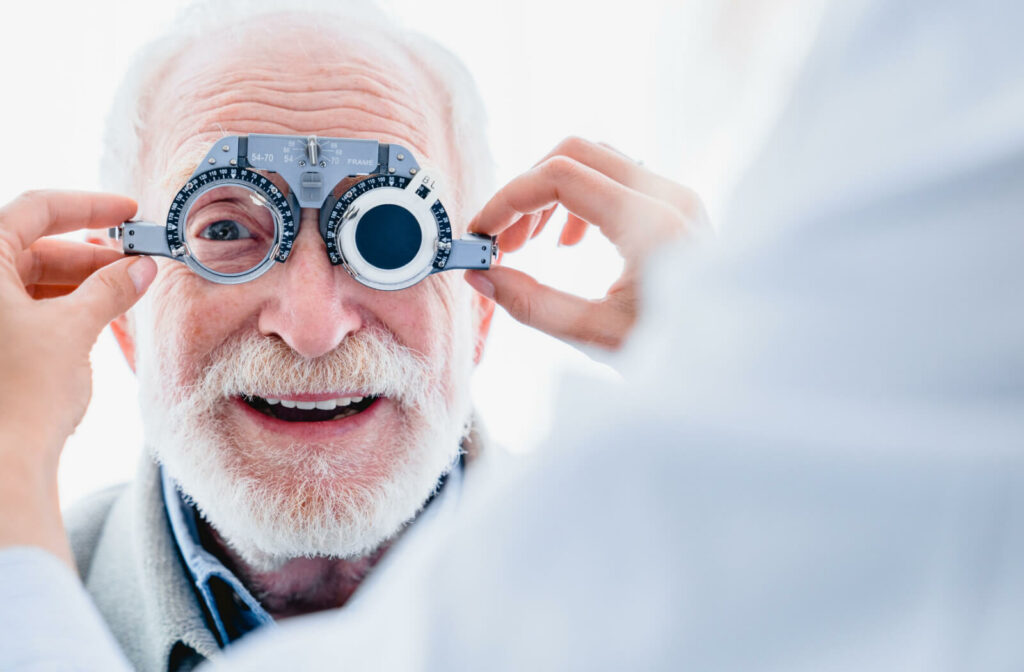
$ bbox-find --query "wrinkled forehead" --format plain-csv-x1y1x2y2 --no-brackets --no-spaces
144,15,450,198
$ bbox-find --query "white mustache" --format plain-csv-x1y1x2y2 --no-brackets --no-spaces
188,326,434,411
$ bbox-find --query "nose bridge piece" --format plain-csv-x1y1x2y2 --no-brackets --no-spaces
288,206,337,283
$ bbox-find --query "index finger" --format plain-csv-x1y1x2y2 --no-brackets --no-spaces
0,190,137,253
467,158,680,256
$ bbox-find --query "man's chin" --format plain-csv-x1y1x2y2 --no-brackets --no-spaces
154,406,465,573
192,451,457,573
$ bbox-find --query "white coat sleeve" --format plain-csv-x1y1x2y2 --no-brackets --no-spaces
0,547,132,672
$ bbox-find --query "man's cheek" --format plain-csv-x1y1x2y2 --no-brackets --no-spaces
142,303,205,394
409,275,464,349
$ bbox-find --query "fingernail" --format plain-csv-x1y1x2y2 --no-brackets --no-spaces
128,258,155,293
465,270,495,299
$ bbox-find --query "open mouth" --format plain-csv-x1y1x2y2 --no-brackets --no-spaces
241,394,379,422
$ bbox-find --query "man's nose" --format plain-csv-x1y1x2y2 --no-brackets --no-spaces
257,208,362,358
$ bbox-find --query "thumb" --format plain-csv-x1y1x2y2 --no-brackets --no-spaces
465,267,625,348
59,257,157,333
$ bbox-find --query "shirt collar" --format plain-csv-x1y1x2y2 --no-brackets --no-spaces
160,468,274,646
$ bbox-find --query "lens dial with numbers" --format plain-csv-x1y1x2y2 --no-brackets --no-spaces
323,174,454,291
167,168,297,284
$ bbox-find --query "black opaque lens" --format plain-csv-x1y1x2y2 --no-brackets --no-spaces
354,204,421,270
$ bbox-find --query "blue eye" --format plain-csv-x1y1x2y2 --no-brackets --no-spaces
200,220,254,241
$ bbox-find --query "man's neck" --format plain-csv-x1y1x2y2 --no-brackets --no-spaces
197,519,391,619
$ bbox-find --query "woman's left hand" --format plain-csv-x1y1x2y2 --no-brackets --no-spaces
465,136,709,349
0,190,156,566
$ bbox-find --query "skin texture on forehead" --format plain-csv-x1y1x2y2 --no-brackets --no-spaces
135,14,456,218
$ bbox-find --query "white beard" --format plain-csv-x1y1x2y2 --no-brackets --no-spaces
132,288,476,572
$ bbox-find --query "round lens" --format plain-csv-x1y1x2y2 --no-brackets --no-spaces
184,184,278,275
354,204,422,270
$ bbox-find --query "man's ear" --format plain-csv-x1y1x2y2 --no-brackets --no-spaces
472,289,496,365
109,314,138,373
87,234,139,373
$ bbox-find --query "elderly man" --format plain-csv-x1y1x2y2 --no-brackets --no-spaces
0,2,700,671
60,5,497,669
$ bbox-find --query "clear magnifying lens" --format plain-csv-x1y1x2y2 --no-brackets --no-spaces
183,183,279,276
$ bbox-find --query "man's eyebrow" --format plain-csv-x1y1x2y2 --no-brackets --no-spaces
162,148,208,193
170,162,197,187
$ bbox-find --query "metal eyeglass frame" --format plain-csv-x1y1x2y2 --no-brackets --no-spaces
108,133,498,290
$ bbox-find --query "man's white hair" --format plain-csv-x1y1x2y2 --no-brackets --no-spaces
100,0,494,218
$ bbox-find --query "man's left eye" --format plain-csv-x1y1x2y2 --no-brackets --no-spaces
200,220,254,241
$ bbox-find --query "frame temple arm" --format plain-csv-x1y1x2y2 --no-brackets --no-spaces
443,234,498,271
108,221,176,258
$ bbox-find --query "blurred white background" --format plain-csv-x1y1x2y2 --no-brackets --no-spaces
0,0,824,506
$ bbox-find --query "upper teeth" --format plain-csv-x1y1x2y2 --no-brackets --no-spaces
264,396,365,410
